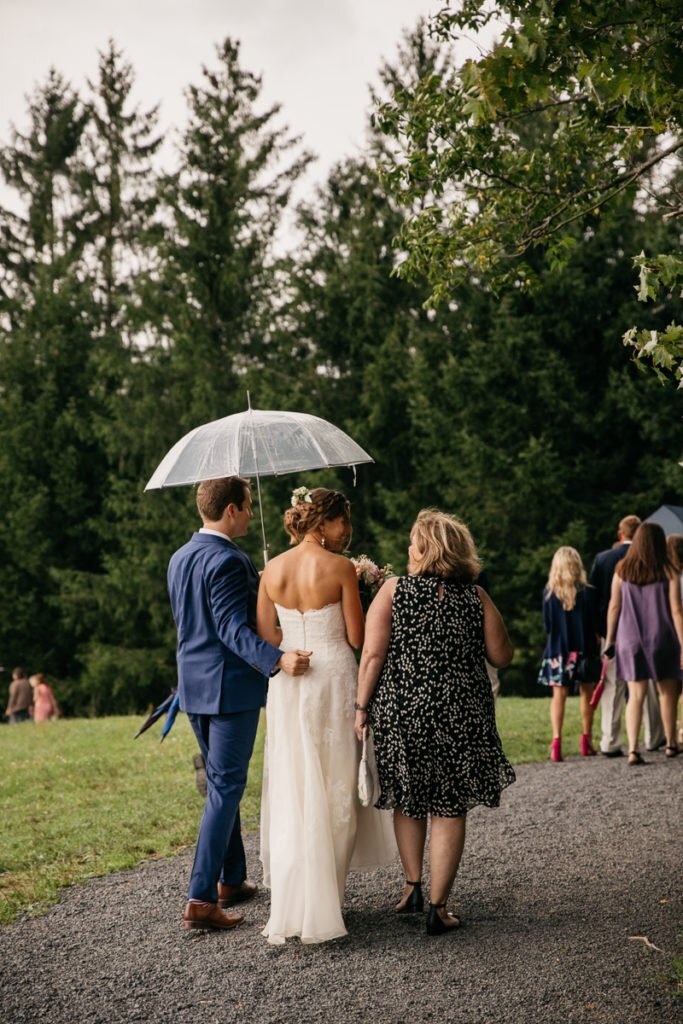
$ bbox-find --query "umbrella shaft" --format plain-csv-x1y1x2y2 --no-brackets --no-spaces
253,469,269,565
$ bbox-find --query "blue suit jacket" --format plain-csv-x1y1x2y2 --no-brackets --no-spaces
589,542,630,636
168,532,283,714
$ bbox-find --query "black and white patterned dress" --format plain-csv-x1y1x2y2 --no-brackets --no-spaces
369,575,515,819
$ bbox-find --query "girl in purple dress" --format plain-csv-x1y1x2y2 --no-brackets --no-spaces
605,523,683,764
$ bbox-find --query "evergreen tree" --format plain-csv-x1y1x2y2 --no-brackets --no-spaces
77,40,162,332
1,33,679,712
51,43,169,713
406,199,682,690
0,71,101,689
67,39,311,712
264,158,429,562
253,26,461,564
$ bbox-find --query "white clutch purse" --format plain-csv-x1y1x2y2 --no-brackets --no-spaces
358,726,380,807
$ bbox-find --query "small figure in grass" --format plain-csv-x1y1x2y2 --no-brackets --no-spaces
30,673,59,721
4,667,33,724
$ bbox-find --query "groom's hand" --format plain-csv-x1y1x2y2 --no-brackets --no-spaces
278,650,312,676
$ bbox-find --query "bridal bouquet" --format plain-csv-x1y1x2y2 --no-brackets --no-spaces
351,554,394,609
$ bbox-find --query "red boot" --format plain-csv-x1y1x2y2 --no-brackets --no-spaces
580,733,597,756
550,737,562,762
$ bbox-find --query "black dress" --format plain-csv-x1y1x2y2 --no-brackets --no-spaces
369,575,515,819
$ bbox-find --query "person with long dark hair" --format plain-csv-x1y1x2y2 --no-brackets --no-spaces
605,522,683,764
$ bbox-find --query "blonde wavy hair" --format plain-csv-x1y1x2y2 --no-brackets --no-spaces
409,509,482,581
546,546,587,610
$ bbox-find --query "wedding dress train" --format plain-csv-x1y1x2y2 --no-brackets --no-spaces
260,602,396,944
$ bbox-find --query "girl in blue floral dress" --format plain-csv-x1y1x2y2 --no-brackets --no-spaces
538,547,600,761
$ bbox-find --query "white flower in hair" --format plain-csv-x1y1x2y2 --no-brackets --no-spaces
291,486,313,507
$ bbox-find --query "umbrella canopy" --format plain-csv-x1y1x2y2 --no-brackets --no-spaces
144,408,373,490
645,504,683,537
145,403,373,564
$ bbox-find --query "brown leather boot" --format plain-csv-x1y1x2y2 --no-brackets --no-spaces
182,902,244,930
217,880,258,907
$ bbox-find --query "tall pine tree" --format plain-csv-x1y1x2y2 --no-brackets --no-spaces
52,43,169,712
0,71,101,688
68,39,311,712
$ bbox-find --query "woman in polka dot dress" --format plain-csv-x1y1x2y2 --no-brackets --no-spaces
354,509,515,936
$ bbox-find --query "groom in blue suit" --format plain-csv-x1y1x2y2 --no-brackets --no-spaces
168,476,311,930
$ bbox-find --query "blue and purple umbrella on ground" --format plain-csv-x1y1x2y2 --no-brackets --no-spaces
134,689,180,742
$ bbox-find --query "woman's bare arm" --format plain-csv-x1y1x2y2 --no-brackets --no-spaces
668,575,683,654
340,557,364,649
354,577,397,739
256,570,282,647
476,587,514,668
604,573,622,650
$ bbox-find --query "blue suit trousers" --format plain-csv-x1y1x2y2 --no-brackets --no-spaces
187,709,260,902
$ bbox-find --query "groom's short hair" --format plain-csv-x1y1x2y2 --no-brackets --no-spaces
618,515,640,540
196,477,249,521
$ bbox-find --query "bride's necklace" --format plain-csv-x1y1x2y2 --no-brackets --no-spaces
302,536,325,547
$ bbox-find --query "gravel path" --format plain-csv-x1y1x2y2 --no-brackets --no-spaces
1,752,681,1024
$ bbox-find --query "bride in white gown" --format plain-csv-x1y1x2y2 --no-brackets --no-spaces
257,487,396,944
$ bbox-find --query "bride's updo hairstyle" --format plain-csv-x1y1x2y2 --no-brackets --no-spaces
284,487,351,546
410,509,482,582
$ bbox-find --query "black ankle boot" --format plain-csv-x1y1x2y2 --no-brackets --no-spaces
396,880,424,914
426,902,462,935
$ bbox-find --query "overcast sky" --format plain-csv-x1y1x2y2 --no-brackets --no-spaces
1,0,450,190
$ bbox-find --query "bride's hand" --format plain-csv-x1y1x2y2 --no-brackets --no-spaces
278,650,312,676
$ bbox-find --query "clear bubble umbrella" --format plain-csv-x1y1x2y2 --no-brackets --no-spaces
144,396,374,563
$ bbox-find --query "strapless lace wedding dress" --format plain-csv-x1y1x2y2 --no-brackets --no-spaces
260,602,396,944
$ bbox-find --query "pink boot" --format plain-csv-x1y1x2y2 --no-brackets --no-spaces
580,733,597,756
550,738,562,762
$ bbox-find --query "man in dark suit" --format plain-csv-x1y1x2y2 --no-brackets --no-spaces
4,667,33,723
168,476,311,930
589,514,663,755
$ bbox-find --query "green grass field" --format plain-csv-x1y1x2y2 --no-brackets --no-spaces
0,696,599,924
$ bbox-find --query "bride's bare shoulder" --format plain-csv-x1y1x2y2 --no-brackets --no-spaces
261,548,296,580
330,551,354,567
265,548,295,566
327,552,360,580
